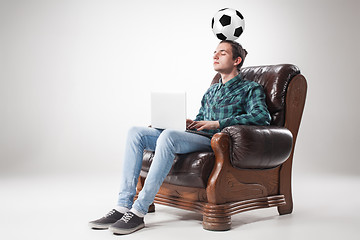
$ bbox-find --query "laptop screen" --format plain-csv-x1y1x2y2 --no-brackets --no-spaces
150,92,187,131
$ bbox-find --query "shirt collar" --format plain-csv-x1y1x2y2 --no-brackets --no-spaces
219,74,243,87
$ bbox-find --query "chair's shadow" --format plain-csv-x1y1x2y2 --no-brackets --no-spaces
145,207,290,230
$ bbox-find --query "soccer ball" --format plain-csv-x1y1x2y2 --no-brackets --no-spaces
211,8,245,41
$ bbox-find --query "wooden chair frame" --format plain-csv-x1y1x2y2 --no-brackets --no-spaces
136,70,307,231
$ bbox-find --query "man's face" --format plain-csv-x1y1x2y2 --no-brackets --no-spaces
213,42,241,73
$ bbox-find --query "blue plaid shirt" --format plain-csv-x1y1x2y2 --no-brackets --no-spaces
194,74,271,135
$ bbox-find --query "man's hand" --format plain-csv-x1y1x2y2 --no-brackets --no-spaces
186,119,220,131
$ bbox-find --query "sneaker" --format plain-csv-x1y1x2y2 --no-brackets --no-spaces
88,209,124,229
109,212,145,235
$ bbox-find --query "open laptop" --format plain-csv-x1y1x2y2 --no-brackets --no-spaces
150,92,213,138
151,92,187,131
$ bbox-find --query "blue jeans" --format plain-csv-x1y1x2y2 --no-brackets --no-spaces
117,126,212,215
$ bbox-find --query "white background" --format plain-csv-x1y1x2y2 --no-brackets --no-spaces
1,0,359,177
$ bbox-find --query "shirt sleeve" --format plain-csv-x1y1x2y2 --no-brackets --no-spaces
218,85,271,129
194,94,206,121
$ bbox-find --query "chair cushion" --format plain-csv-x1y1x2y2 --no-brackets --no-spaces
140,150,215,188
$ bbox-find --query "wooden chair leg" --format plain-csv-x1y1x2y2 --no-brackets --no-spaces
277,154,294,215
202,215,231,231
148,203,155,213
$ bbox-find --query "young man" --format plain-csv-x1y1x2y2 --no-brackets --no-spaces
89,40,271,235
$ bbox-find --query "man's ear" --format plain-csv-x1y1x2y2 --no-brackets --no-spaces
234,57,242,66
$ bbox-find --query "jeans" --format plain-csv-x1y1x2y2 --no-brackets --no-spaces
117,126,212,215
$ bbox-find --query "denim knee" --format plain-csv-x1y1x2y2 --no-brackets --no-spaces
127,126,147,142
128,126,147,137
156,129,181,151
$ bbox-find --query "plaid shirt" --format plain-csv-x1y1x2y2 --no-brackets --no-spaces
194,74,271,135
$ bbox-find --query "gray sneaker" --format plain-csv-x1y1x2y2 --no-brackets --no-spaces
109,212,145,235
88,209,124,229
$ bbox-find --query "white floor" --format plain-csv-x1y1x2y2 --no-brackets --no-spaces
1,172,359,240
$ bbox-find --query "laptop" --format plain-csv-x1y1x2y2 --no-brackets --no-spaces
150,92,213,138
150,92,187,131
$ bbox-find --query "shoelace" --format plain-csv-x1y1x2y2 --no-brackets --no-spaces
105,209,116,218
120,212,134,223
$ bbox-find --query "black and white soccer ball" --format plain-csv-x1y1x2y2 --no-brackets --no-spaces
211,8,245,41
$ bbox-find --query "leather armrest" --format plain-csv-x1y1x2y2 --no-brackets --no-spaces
220,125,293,169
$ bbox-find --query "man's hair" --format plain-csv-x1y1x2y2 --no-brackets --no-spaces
220,40,248,70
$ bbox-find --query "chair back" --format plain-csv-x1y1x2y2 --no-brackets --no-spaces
211,64,301,126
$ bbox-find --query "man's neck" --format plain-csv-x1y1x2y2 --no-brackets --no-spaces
220,69,239,84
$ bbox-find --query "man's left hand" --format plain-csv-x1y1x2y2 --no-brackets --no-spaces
187,120,220,131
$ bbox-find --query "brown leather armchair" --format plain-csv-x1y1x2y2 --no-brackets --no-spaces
136,64,307,230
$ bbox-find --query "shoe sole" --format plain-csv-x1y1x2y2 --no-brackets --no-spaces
88,222,112,230
109,223,145,235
